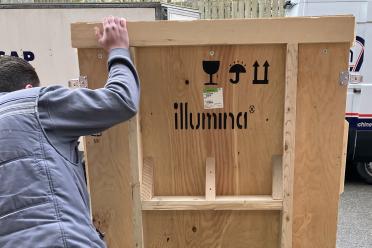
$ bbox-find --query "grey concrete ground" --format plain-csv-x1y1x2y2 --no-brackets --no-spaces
337,182,372,248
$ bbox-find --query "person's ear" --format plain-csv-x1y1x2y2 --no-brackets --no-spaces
25,84,33,89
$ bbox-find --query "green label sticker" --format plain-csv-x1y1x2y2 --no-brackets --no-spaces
203,87,219,93
203,87,223,109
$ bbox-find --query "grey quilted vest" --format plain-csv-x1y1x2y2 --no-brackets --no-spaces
0,87,106,248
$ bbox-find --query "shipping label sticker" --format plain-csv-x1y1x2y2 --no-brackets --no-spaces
203,87,223,109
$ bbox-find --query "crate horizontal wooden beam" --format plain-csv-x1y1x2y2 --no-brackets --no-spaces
71,16,355,48
142,196,283,211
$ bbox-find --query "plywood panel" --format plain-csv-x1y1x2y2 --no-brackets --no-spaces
77,49,134,248
134,44,285,248
293,43,349,248
143,211,280,248
136,45,286,197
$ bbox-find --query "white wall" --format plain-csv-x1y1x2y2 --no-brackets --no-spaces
0,8,155,87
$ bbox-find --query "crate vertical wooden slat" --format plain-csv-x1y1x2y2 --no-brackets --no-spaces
281,43,298,248
127,47,145,248
128,115,144,248
71,17,354,248
76,49,135,248
205,157,216,201
340,120,349,194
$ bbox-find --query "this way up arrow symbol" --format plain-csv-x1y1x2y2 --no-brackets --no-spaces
252,60,270,84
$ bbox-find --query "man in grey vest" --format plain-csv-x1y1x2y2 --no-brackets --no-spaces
0,16,139,247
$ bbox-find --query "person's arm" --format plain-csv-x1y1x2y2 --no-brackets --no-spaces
38,16,139,138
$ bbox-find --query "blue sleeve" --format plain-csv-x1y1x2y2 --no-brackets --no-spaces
38,48,140,138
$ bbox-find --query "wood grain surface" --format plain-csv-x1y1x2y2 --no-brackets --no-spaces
78,48,135,248
71,16,355,48
136,44,285,247
293,43,349,248
137,45,286,197
143,211,280,248
281,43,298,248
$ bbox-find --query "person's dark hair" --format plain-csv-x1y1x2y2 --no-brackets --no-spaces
0,55,40,92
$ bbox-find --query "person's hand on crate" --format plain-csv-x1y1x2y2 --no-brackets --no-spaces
95,16,129,51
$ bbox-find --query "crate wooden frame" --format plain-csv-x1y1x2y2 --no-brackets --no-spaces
72,16,354,248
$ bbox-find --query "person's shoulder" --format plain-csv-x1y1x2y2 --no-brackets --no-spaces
0,87,42,101
38,85,73,103
39,85,65,94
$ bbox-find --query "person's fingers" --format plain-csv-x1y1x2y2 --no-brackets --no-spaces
120,18,127,29
94,26,101,39
94,26,104,42
107,16,114,25
103,17,110,33
103,17,108,27
114,17,120,26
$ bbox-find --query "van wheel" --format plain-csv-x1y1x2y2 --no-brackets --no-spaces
356,162,372,184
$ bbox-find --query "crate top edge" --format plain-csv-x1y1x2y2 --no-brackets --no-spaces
71,16,355,48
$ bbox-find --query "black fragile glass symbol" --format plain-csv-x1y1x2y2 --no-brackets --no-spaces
202,60,270,85
202,60,220,85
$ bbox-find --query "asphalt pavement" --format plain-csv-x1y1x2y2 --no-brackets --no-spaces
337,180,372,248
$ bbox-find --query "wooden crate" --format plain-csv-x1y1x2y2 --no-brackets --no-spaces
71,16,354,248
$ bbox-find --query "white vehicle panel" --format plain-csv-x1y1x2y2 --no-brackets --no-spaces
0,7,156,87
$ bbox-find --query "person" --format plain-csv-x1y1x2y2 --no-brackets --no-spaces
0,16,139,248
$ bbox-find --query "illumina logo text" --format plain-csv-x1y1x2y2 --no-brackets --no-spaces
174,102,249,130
